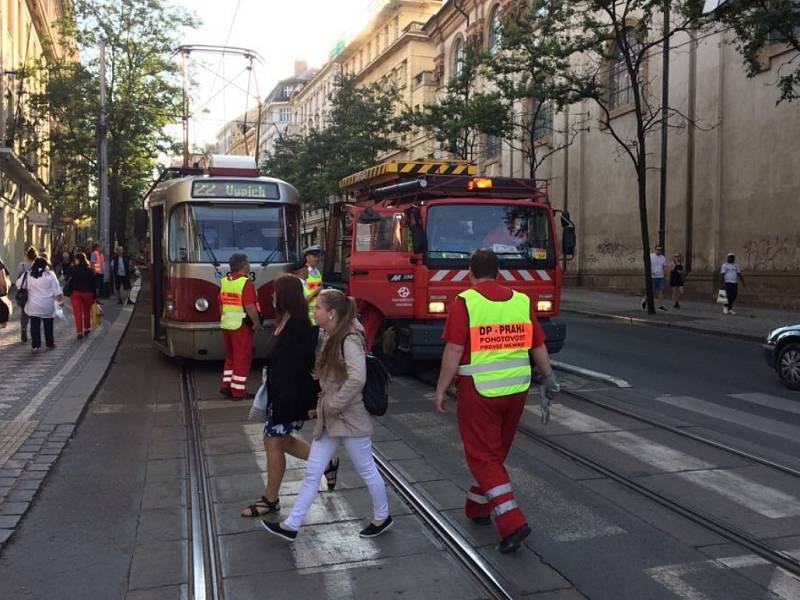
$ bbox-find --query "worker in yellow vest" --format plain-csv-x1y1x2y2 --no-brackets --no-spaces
219,253,262,400
300,245,323,325
90,242,105,299
435,249,559,553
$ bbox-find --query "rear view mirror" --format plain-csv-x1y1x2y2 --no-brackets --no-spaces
560,211,576,259
358,208,382,224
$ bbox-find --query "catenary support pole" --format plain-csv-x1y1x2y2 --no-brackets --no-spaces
98,40,110,283
658,0,670,250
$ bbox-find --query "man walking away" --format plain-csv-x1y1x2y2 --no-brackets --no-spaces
642,245,668,311
219,253,262,400
720,253,745,315
112,246,133,305
434,249,559,553
16,247,37,342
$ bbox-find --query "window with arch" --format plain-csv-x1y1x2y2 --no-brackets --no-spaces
453,37,465,77
607,27,643,111
488,5,502,54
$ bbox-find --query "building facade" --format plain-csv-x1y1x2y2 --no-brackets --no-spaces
0,0,71,271
422,0,800,307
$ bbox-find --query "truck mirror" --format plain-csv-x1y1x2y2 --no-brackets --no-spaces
358,207,382,224
561,226,576,258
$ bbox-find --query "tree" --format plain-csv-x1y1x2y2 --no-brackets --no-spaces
713,0,800,103
27,0,197,246
484,0,591,179
405,41,510,161
522,0,707,313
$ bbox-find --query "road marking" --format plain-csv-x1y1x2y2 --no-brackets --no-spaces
526,404,627,433
729,392,800,416
645,562,712,600
551,360,631,388
653,395,800,442
717,554,800,600
676,469,800,518
591,429,714,472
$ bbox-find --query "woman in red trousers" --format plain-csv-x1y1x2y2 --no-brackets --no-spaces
67,252,96,339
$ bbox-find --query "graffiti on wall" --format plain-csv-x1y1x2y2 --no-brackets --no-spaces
742,236,800,271
584,238,640,267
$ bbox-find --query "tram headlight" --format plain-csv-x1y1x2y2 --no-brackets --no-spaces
194,297,210,312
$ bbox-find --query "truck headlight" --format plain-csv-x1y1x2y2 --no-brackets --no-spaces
428,301,446,314
194,297,209,312
537,300,553,313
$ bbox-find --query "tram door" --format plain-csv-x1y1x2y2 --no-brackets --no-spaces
150,205,166,339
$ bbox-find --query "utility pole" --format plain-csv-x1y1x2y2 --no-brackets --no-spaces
181,50,189,168
658,0,670,249
98,40,110,288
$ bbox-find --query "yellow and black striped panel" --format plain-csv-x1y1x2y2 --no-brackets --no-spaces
340,161,477,189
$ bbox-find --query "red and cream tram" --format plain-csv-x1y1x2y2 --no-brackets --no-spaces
144,155,301,360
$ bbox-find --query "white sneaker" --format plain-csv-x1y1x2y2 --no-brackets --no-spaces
723,306,729,314
729,309,736,315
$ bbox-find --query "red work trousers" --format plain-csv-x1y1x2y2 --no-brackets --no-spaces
221,326,253,398
70,291,94,334
457,381,528,539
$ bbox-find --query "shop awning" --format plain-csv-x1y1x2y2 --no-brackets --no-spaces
0,147,49,204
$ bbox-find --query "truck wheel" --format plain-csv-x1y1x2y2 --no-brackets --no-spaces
777,343,800,391
379,327,414,376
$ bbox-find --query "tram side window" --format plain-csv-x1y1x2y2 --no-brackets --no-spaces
168,205,190,262
355,213,407,252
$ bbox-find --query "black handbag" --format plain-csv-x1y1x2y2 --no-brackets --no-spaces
15,272,28,308
63,276,73,296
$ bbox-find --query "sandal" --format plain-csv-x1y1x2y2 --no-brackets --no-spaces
324,457,340,491
241,496,280,518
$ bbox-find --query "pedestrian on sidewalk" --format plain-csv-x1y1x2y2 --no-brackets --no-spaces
219,253,262,400
111,246,133,305
642,245,668,311
720,253,745,315
669,253,686,308
16,257,64,352
240,274,325,519
15,247,37,343
67,252,97,339
434,249,560,553
262,289,392,542
90,243,105,300
0,256,10,330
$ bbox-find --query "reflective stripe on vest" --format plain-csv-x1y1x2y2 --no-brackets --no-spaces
92,252,104,274
456,288,533,398
220,275,248,330
304,268,322,325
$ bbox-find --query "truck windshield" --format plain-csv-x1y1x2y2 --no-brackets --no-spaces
168,203,300,264
426,204,555,267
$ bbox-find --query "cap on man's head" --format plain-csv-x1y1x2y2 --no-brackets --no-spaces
229,253,248,272
304,244,322,256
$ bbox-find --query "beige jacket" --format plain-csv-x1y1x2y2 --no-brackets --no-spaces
312,326,372,439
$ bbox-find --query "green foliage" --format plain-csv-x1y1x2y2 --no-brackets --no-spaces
27,0,198,243
262,73,401,207
714,0,800,103
403,42,510,160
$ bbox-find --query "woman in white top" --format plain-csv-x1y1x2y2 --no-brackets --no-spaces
16,257,64,352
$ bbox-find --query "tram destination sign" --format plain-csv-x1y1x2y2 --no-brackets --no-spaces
191,181,280,200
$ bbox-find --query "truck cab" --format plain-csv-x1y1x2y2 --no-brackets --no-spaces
325,161,574,366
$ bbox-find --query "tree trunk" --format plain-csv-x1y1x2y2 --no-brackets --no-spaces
637,143,655,315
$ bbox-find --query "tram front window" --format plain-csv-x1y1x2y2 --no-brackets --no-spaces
169,204,299,264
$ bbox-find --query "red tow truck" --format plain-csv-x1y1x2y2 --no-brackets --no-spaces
323,160,575,369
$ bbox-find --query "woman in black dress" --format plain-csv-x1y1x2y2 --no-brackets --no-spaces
669,253,685,308
241,274,336,517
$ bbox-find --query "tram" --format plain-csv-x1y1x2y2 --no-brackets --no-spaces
144,155,301,360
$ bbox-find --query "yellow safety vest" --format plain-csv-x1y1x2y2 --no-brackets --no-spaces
304,267,322,325
456,288,533,398
219,275,248,330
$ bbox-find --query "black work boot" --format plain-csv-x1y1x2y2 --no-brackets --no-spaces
497,524,531,554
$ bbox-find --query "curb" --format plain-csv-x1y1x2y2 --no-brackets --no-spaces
561,307,765,343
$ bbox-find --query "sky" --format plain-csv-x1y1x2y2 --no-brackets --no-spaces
171,0,384,149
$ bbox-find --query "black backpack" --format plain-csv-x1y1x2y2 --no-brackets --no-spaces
363,354,390,416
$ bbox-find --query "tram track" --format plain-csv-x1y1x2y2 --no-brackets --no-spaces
412,371,800,579
181,368,225,600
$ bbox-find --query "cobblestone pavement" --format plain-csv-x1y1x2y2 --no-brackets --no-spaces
0,288,138,547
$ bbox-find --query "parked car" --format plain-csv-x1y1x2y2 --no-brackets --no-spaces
764,325,800,390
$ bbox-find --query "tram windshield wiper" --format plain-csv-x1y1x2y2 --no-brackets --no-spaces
260,247,281,268
198,229,221,270
427,250,472,257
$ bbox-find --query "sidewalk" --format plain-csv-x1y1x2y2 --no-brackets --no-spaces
0,285,140,547
560,286,800,342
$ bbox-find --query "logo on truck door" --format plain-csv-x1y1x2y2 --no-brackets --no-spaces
388,273,414,282
397,286,411,298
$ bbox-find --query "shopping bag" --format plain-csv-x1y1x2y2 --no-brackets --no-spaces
248,367,268,422
91,302,102,328
715,289,727,305
54,300,65,320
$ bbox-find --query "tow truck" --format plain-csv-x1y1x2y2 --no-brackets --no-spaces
323,160,576,370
